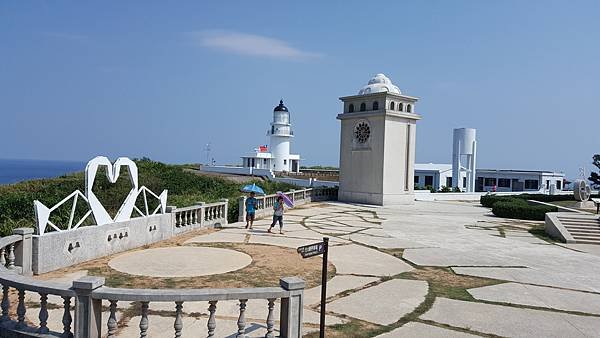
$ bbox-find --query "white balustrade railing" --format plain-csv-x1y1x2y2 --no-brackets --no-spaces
0,269,304,338
238,187,338,222
171,199,229,229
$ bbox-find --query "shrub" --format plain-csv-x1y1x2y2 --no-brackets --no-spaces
0,159,299,235
491,199,557,221
439,186,452,193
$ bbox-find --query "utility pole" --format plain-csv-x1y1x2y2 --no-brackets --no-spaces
205,143,211,166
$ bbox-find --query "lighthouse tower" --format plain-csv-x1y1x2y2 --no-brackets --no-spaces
268,100,298,172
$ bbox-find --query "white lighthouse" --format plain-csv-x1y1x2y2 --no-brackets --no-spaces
241,100,300,173
269,100,297,172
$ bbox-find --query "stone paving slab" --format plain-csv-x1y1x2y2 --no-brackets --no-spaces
108,247,252,277
184,231,247,244
328,279,428,325
468,282,600,315
248,234,319,248
505,235,550,245
303,275,379,306
403,247,516,267
374,322,479,338
421,297,600,338
329,244,413,276
349,233,426,249
453,266,600,293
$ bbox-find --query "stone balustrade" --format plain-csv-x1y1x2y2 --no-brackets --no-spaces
238,187,338,222
171,199,228,230
0,267,305,338
0,228,33,276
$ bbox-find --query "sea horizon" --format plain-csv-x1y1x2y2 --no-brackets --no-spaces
0,158,87,185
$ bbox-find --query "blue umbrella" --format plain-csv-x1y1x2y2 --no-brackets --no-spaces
241,183,265,195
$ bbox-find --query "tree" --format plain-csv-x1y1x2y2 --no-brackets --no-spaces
589,154,600,188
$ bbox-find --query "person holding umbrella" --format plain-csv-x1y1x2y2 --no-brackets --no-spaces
241,183,265,230
245,192,258,229
268,192,294,234
268,196,286,234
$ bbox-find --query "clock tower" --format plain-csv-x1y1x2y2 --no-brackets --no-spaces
337,74,421,205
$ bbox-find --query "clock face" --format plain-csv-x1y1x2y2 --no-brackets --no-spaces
354,121,371,144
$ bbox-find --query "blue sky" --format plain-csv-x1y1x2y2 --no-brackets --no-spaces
1,1,598,179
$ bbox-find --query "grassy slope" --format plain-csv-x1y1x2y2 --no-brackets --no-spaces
0,159,297,236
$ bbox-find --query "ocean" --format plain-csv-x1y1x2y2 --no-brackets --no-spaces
0,159,86,185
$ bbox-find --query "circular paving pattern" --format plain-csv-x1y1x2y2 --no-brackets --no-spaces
108,247,252,278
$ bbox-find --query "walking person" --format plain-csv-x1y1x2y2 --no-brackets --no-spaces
245,192,258,229
268,196,285,234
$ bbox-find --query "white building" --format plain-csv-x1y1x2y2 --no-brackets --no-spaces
337,74,421,205
414,164,565,193
452,128,477,192
475,169,565,193
241,100,300,173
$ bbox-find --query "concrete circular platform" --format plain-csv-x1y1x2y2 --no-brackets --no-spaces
108,247,252,278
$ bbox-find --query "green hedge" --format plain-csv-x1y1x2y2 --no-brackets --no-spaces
480,193,575,208
491,199,557,221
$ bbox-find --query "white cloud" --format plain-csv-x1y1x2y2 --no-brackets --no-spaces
191,30,321,61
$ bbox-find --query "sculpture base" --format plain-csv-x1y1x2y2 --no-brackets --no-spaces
338,190,415,206
572,201,596,209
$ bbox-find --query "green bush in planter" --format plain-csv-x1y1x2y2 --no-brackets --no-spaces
491,199,557,221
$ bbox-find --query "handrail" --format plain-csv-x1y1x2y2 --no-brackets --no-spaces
0,267,74,297
0,235,22,249
92,286,288,302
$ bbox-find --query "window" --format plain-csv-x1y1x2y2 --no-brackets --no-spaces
484,178,497,186
425,176,434,186
360,102,366,111
557,180,562,190
498,178,511,188
283,159,287,165
348,103,354,113
372,101,379,110
271,126,275,134
525,180,539,190
546,180,550,188
446,177,452,187
407,104,412,113
399,103,404,111
390,101,395,110
263,159,267,164
463,177,467,188
414,176,420,184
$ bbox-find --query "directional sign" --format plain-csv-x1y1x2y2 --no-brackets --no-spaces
297,242,325,258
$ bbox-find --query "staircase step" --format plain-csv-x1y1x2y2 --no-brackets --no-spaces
572,234,600,241
574,239,600,245
564,226,600,232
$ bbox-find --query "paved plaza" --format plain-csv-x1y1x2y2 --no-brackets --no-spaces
29,200,600,337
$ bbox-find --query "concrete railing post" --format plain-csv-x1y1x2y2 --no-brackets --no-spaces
220,198,229,225
279,277,305,338
196,202,206,227
289,189,295,205
73,276,105,338
238,196,247,223
13,227,33,276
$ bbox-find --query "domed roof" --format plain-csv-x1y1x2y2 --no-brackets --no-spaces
274,100,288,112
358,73,401,95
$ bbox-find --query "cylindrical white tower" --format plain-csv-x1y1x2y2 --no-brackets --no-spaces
452,128,477,192
269,100,294,172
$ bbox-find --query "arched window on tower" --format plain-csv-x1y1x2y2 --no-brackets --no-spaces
360,102,366,111
398,103,404,112
271,126,275,134
372,101,379,110
407,104,412,113
348,104,354,113
390,101,395,110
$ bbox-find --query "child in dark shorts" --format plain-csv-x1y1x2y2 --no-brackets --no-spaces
268,196,285,234
245,192,258,229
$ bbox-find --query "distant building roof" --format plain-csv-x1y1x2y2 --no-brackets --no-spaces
477,169,564,176
415,163,452,173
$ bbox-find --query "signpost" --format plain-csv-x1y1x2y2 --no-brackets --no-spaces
297,237,329,338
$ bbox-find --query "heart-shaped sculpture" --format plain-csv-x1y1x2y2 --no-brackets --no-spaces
85,156,139,225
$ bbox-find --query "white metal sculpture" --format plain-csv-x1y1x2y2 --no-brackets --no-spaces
574,179,592,202
34,156,168,235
